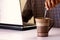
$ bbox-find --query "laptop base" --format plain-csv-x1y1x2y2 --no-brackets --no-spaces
0,23,36,31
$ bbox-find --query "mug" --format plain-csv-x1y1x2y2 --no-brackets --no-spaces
35,17,54,37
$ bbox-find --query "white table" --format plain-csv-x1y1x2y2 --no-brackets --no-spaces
0,28,60,40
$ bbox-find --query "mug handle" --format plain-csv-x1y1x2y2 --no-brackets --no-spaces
48,19,54,32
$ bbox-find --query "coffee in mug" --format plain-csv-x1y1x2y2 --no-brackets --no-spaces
35,17,53,37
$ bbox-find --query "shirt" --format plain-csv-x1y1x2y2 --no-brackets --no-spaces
22,0,60,27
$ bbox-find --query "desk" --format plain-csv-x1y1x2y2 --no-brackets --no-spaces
0,28,60,40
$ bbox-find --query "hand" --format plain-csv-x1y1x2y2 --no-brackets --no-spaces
45,0,60,10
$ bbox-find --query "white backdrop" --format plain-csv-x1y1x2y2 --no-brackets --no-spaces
0,0,23,25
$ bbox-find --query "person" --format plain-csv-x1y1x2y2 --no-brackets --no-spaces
45,0,60,27
22,0,45,22
45,0,60,10
22,0,60,27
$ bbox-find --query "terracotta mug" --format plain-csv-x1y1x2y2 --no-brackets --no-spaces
35,17,54,37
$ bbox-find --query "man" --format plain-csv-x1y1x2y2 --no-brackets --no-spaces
22,0,45,22
45,0,60,27
22,0,60,27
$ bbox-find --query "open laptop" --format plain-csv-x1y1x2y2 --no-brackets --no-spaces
0,0,36,30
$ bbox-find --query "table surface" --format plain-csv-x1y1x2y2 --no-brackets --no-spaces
0,28,60,40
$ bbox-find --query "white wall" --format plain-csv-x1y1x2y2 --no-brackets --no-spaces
0,0,23,25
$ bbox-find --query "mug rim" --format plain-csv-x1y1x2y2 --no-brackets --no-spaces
35,17,53,20
35,17,50,19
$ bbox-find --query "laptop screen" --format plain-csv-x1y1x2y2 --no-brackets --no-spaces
0,0,23,25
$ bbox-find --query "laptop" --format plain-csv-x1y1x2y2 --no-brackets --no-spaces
0,0,36,30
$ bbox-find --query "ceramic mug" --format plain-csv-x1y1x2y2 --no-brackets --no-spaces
35,17,54,37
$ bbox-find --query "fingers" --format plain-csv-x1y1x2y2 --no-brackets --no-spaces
45,0,59,10
51,0,55,7
50,0,56,9
45,0,52,10
45,1,49,10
